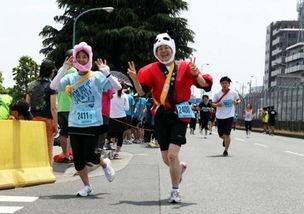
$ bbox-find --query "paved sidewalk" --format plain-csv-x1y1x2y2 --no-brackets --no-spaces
52,146,134,183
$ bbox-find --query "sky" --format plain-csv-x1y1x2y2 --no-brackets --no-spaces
0,0,298,97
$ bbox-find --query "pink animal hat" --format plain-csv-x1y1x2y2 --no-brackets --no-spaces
73,42,93,72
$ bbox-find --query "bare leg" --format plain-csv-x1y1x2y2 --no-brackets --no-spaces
167,144,182,188
115,146,121,153
78,167,89,185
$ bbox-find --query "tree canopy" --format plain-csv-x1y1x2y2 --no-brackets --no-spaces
0,72,5,94
39,0,195,71
9,56,38,101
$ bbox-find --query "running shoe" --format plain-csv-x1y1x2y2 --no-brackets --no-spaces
113,153,120,159
179,162,187,183
146,142,155,148
168,190,181,203
104,144,115,150
77,185,92,197
103,158,115,182
63,156,73,163
223,150,228,157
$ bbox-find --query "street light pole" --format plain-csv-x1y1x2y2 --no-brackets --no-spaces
72,7,114,47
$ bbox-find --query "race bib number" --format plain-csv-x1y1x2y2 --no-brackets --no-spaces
176,102,195,118
222,99,233,108
76,108,97,124
245,112,251,120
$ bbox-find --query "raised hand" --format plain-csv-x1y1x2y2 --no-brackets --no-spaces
189,57,199,76
234,99,241,105
127,61,137,80
64,56,74,69
95,58,110,76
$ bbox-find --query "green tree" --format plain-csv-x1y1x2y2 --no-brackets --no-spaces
10,56,38,101
39,0,194,71
0,71,5,93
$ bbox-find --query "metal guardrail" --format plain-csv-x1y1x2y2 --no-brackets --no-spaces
235,84,304,125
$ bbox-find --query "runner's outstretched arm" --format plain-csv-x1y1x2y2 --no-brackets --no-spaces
95,59,121,90
127,61,145,96
50,56,73,90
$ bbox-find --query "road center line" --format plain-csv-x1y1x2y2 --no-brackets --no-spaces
254,143,269,148
284,151,304,157
0,196,38,202
235,138,245,142
0,206,23,213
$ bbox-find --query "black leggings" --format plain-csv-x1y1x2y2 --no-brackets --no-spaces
144,122,155,143
107,117,126,147
70,134,100,171
245,121,252,132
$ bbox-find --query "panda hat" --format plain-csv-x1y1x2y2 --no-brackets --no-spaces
153,32,176,64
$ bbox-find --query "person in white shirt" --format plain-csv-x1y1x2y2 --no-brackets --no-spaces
243,103,254,138
108,84,129,159
212,76,240,156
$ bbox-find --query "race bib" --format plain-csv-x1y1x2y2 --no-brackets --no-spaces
76,108,97,124
176,102,195,118
245,112,251,120
222,99,233,108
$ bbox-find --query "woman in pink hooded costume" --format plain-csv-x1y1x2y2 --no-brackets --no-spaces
51,42,121,197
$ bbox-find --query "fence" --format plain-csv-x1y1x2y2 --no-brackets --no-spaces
235,84,304,132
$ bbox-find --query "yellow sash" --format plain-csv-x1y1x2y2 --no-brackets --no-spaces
65,71,92,95
156,63,175,105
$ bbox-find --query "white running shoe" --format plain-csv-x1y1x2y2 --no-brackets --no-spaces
168,190,181,203
77,185,92,197
103,158,115,182
113,153,120,159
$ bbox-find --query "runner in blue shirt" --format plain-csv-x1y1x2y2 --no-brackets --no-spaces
51,42,121,197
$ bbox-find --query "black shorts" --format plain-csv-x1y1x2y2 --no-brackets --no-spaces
217,117,233,137
269,120,275,126
109,117,127,133
200,118,209,130
58,112,69,137
155,107,188,151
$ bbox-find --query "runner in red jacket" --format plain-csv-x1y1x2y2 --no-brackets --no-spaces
128,32,213,203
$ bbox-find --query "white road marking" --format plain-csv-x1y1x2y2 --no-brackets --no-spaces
0,196,38,202
284,151,304,157
134,153,149,156
235,138,245,142
254,143,269,148
0,206,23,213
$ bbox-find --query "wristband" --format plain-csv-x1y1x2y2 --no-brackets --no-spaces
106,73,111,78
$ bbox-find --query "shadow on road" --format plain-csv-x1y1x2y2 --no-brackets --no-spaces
112,200,197,208
206,154,231,158
39,192,109,200
52,162,74,173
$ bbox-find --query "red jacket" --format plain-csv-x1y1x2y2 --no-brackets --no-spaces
137,61,213,110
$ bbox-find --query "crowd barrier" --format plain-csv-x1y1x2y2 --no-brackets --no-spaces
0,120,56,189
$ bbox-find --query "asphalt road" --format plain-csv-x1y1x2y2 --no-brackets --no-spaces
1,129,304,214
